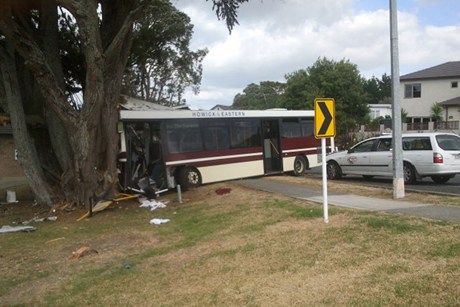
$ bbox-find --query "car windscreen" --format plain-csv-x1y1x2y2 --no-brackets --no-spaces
436,135,460,151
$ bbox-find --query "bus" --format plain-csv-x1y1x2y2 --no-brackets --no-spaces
118,109,328,194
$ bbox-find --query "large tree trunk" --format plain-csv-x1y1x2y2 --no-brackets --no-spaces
0,45,55,206
0,0,141,206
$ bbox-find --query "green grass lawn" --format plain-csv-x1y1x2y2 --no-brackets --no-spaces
1,182,459,306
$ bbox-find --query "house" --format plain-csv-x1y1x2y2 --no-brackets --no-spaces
400,61,460,130
119,96,190,111
368,104,392,120
211,104,233,111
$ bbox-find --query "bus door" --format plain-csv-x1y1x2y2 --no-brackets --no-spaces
262,120,282,173
125,121,166,191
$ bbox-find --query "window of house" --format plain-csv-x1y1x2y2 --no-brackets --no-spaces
451,81,458,88
404,83,421,98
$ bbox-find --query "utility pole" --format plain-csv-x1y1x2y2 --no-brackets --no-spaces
390,0,405,198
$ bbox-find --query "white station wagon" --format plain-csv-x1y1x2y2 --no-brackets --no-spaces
326,132,460,184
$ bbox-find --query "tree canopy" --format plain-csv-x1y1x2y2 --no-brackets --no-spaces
363,73,392,104
232,81,285,110
123,0,208,106
231,58,397,139
281,58,369,135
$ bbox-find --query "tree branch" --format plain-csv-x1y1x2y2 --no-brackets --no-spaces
0,5,77,125
58,0,104,119
103,4,145,66
209,0,249,33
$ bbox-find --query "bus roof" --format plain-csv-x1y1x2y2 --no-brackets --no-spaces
120,109,314,120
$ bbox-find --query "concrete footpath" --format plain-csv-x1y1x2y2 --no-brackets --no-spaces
236,178,460,223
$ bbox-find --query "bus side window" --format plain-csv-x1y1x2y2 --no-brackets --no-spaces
282,118,301,138
300,119,314,136
203,126,230,151
181,130,203,152
167,131,180,154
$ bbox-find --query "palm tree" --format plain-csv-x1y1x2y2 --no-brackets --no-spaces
430,102,444,122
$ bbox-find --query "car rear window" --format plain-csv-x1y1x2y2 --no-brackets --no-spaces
402,137,432,151
436,135,460,151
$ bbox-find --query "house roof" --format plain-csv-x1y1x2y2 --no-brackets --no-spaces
211,104,233,110
368,104,391,109
400,61,460,81
119,96,189,111
439,96,460,106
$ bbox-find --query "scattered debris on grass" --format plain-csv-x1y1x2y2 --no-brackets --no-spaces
45,237,65,244
69,246,98,259
149,218,170,225
22,216,58,225
0,225,36,234
123,262,131,269
77,193,139,221
139,199,167,211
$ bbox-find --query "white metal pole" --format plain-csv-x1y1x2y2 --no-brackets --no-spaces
321,138,329,223
390,0,405,198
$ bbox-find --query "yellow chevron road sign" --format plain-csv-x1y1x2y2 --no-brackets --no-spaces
314,98,335,138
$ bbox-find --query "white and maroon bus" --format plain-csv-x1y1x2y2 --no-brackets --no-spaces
118,109,328,192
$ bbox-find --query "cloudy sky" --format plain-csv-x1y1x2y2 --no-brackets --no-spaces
173,0,460,110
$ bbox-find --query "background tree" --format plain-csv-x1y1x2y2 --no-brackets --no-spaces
281,57,369,136
232,81,285,110
0,0,248,207
401,108,408,123
123,0,208,107
430,102,444,122
362,74,392,104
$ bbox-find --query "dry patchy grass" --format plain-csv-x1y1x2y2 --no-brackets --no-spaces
0,181,459,306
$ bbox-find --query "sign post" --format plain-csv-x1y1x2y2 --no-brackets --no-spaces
314,98,336,224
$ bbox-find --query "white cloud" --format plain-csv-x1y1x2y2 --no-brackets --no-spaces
174,1,460,110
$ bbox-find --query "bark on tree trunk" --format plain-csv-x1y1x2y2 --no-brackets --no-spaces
0,0,142,206
0,46,55,206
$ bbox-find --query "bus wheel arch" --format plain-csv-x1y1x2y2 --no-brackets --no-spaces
177,166,202,190
293,155,308,176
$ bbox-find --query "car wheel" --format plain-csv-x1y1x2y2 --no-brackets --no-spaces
293,155,308,176
327,161,342,180
430,175,451,184
403,163,416,184
178,166,201,190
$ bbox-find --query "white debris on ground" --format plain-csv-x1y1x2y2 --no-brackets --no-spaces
22,216,58,225
149,218,170,225
139,199,167,211
0,225,36,234
140,199,171,225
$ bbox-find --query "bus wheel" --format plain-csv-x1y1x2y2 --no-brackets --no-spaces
293,156,307,176
178,167,201,190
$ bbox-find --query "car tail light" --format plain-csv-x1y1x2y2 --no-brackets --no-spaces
433,152,443,164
